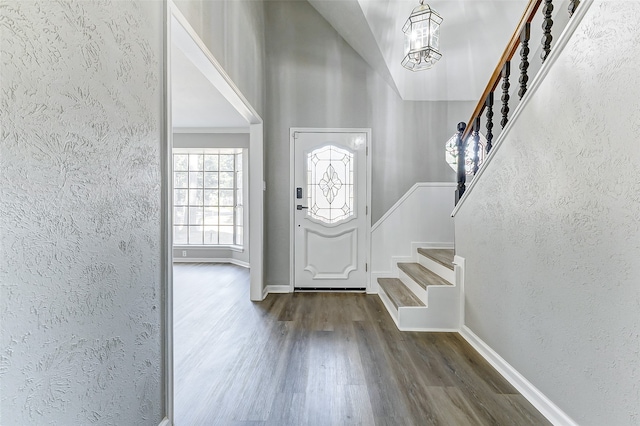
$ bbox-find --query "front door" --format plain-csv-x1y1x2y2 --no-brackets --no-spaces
293,130,368,290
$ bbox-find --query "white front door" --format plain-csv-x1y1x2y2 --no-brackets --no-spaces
293,130,368,290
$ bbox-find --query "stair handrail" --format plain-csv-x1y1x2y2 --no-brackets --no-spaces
454,0,581,203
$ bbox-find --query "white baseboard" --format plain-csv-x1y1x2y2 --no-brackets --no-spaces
158,417,171,426
173,258,250,268
459,326,578,426
263,285,291,298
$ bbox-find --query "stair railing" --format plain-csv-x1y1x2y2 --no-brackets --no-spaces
454,0,581,204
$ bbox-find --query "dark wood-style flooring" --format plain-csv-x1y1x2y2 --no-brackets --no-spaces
174,263,549,425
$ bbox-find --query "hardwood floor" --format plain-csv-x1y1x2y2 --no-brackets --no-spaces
174,263,550,426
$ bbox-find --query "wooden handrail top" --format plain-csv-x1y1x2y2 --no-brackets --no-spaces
461,0,542,140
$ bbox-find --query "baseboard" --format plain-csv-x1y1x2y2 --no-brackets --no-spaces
172,258,249,268
459,326,578,426
158,417,171,426
263,285,291,297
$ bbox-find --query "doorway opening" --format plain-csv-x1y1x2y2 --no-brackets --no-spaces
163,4,264,424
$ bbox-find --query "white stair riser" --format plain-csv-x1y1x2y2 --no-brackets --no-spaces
417,255,455,283
398,269,429,305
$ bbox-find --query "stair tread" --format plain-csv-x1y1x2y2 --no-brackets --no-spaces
417,248,455,271
378,278,424,309
398,262,452,289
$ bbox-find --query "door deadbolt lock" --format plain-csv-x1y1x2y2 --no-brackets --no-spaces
296,205,308,210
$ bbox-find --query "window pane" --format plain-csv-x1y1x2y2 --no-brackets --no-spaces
204,190,219,206
174,155,188,171
204,207,218,225
204,226,218,244
219,226,234,245
204,172,218,188
219,190,234,206
219,155,234,171
219,207,234,225
188,226,203,244
189,207,203,225
174,189,188,206
174,226,188,244
189,154,203,171
189,189,203,206
189,171,203,188
204,154,218,171
219,172,234,189
174,172,188,188
174,206,188,225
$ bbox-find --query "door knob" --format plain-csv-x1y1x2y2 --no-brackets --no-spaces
296,205,308,210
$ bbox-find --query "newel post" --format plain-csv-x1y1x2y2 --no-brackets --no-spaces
455,122,467,204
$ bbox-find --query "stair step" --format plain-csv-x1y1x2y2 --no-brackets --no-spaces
417,248,455,271
398,262,452,290
378,278,424,309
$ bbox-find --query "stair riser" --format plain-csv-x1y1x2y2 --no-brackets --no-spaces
417,255,455,283
398,270,429,305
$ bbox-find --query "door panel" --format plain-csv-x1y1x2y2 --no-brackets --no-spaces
294,130,367,289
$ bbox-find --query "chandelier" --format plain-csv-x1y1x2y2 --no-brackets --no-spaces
401,0,443,71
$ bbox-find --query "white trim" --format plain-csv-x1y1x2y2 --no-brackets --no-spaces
173,127,250,134
264,285,292,297
158,417,171,426
173,258,250,268
459,326,578,426
451,0,594,217
289,128,372,293
372,182,456,232
453,255,465,329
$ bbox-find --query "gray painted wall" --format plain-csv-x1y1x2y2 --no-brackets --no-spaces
454,2,640,424
1,1,164,424
263,1,473,286
172,0,266,117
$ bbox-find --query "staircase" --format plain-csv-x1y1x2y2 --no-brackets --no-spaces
377,248,459,331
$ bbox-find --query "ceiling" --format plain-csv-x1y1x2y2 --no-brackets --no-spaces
171,0,529,130
309,0,528,101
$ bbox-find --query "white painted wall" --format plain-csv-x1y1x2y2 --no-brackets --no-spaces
371,183,455,277
454,2,640,424
263,1,472,287
0,1,164,424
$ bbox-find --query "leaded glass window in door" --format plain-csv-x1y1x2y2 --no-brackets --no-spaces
306,145,354,224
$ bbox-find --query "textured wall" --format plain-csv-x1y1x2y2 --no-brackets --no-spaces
0,1,164,424
263,1,470,287
454,2,640,424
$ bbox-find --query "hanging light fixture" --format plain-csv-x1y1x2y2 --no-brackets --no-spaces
401,0,443,71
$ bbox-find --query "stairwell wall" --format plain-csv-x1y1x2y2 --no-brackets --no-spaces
454,2,640,424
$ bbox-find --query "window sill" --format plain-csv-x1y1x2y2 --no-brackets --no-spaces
173,245,244,253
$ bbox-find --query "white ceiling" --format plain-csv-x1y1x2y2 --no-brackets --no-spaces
309,0,528,101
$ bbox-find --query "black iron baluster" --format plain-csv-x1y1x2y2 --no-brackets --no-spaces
485,92,494,154
501,61,510,129
472,117,480,175
568,0,580,17
541,0,554,62
519,23,531,99
455,122,467,204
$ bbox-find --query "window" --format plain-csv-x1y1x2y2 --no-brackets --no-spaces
173,150,243,246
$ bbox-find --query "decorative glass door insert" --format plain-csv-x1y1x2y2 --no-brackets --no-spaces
306,145,354,224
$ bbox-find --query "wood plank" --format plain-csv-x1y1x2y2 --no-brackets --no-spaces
378,278,424,309
418,248,455,271
398,262,453,289
174,263,550,425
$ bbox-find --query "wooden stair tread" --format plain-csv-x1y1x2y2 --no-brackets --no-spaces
398,262,452,289
417,248,455,271
378,278,424,309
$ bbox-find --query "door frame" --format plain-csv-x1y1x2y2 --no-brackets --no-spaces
289,128,372,293
162,3,265,424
